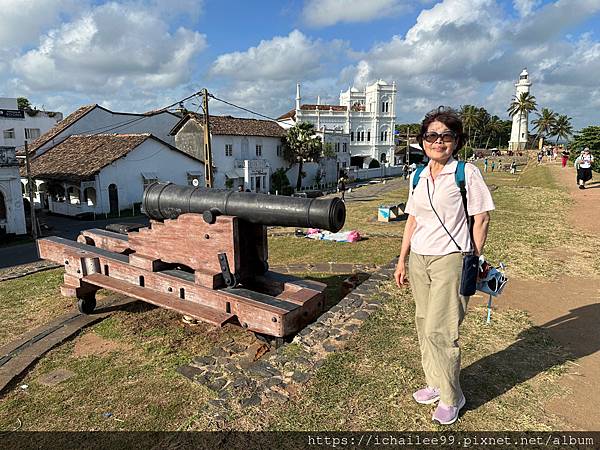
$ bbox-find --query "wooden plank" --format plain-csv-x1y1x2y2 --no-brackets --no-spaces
83,273,233,326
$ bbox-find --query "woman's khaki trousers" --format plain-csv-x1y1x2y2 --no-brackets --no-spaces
408,252,469,405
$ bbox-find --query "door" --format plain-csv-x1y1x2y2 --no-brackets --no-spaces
108,184,118,215
241,138,249,159
256,176,261,192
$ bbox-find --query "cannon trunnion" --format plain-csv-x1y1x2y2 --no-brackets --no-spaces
37,184,346,337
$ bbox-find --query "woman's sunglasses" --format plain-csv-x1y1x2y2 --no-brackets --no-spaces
423,131,456,143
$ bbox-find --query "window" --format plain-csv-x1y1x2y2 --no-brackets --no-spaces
342,143,347,153
381,131,388,142
350,132,354,142
25,128,40,140
335,142,340,152
367,131,371,142
342,162,347,168
381,102,389,113
361,131,365,142
225,144,233,157
3,128,15,139
276,145,283,157
255,145,262,157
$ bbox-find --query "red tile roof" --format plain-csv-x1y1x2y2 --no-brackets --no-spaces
171,113,286,138
24,133,198,182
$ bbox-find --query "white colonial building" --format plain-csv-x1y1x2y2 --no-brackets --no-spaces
170,113,339,193
278,80,397,169
0,97,63,152
509,69,532,151
28,134,204,217
0,146,26,235
21,104,181,207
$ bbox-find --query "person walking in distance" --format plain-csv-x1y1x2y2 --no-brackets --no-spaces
337,173,347,201
394,107,494,425
561,148,570,168
575,148,594,189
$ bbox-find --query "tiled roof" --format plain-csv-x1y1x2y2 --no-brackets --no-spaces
27,104,97,154
24,134,194,182
277,104,347,121
171,113,286,138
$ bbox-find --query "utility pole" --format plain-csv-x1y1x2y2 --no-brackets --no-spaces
202,88,213,188
24,141,38,242
406,126,410,165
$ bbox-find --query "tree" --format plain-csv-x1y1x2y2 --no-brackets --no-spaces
532,108,557,148
17,97,31,110
270,167,292,194
550,114,573,145
484,115,503,150
507,92,537,150
459,105,480,149
570,125,600,172
282,122,323,191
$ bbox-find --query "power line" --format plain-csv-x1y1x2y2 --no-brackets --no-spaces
208,94,280,122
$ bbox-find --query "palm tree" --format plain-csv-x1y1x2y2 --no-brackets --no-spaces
282,122,323,191
484,115,503,150
507,92,537,150
460,105,479,148
532,108,557,148
550,114,573,145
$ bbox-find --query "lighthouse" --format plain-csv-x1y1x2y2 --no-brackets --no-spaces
509,69,532,151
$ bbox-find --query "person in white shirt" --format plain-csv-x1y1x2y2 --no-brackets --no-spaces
574,148,594,189
394,106,494,425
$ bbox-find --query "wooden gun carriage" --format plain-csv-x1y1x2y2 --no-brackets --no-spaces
38,183,346,337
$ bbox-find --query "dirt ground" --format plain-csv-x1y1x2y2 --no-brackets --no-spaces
472,163,600,431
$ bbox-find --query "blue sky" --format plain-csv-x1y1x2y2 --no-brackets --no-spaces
1,0,600,129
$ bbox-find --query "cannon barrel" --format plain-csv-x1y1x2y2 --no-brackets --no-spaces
142,182,346,232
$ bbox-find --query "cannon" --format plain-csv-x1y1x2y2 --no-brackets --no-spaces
37,183,346,337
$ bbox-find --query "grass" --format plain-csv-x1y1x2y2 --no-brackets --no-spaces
257,282,569,431
0,269,73,347
0,160,591,431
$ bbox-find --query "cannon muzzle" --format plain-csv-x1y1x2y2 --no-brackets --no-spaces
142,182,346,232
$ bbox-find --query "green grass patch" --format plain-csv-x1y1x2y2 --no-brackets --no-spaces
264,281,569,431
0,269,74,346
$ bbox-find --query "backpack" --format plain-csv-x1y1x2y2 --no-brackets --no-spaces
411,160,470,220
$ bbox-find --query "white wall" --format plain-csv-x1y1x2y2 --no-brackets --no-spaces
96,139,204,213
0,165,27,235
35,107,179,156
1,111,62,149
211,134,286,191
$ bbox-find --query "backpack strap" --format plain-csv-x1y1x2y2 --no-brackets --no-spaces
455,161,475,247
411,165,425,191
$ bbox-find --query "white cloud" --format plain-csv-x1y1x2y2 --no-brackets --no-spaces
11,2,206,94
211,30,347,82
302,0,409,27
512,0,541,17
338,0,600,127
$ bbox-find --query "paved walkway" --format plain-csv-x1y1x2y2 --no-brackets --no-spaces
472,162,600,430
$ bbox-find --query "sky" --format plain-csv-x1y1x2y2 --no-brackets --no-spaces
1,0,600,130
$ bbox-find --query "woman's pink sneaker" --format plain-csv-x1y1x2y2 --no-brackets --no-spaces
412,386,440,404
432,394,466,425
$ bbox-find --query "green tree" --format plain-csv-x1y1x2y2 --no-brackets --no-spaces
550,114,573,145
570,125,600,172
270,167,292,194
532,107,557,148
322,142,336,158
459,105,480,150
282,122,323,191
484,115,503,150
507,92,537,150
17,97,31,110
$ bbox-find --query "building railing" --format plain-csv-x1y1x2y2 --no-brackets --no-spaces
48,199,96,216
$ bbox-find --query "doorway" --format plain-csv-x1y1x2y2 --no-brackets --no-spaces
108,184,118,215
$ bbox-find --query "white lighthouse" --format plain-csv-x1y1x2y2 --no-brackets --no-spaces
509,68,532,151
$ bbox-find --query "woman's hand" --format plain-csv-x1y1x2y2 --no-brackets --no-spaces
394,259,407,287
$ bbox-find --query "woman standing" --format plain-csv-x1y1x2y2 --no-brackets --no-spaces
394,107,495,425
561,148,570,168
